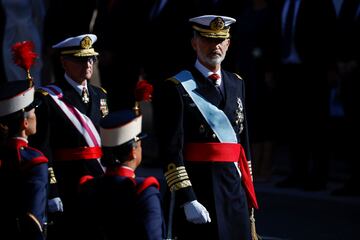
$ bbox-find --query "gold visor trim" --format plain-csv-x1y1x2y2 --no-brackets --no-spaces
61,48,99,56
192,25,230,39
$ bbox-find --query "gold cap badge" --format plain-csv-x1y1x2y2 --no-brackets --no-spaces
80,36,92,49
210,17,225,31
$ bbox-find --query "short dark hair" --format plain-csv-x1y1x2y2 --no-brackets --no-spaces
0,111,26,145
101,141,138,167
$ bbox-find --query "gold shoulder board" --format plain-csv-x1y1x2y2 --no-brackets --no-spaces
166,77,180,85
100,87,107,94
37,89,49,96
234,73,243,80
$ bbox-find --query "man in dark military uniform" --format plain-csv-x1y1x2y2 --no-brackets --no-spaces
29,34,109,239
0,80,48,240
155,15,259,240
77,109,166,240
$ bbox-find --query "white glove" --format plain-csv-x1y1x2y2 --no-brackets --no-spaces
48,197,64,213
183,200,211,224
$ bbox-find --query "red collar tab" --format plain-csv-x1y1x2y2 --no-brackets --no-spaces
106,166,135,178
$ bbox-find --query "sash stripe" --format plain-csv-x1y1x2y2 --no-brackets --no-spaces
40,85,105,171
175,71,258,209
65,100,99,146
175,71,237,143
42,85,101,147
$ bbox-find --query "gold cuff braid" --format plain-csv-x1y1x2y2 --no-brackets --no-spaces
165,163,192,191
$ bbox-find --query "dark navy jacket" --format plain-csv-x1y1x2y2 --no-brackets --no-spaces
30,79,108,206
0,138,48,240
77,166,166,240
155,66,252,240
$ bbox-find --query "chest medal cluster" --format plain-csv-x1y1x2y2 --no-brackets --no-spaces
235,97,244,134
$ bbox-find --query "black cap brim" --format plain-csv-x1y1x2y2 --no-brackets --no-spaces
24,98,42,112
137,132,147,141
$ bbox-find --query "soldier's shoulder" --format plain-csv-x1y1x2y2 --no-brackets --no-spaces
222,69,243,80
92,85,107,95
35,88,49,96
165,77,180,85
99,87,107,94
20,146,48,166
136,176,160,194
233,73,243,80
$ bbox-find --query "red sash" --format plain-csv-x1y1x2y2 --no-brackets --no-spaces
54,146,102,161
185,142,259,209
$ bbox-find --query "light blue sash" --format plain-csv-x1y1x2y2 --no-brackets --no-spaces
174,70,237,143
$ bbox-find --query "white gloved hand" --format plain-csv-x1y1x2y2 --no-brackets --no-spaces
183,200,211,224
48,197,64,213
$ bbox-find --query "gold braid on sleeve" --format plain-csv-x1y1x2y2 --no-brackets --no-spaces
164,163,192,191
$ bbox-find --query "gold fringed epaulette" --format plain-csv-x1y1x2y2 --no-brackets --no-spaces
166,77,180,85
36,89,48,96
164,163,192,191
234,73,243,80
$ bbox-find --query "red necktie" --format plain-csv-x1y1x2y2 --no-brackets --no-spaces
209,73,224,102
209,73,221,84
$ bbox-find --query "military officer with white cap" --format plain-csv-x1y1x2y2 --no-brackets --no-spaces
29,33,109,240
0,80,48,240
77,109,166,240
155,15,259,240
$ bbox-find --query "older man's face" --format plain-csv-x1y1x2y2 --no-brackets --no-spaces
61,56,96,84
191,35,230,71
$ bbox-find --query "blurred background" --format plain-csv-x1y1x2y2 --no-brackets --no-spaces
1,0,359,239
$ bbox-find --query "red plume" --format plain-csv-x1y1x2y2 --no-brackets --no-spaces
135,79,153,102
11,41,37,79
133,79,153,115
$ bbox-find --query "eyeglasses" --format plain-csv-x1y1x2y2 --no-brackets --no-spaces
64,56,97,64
